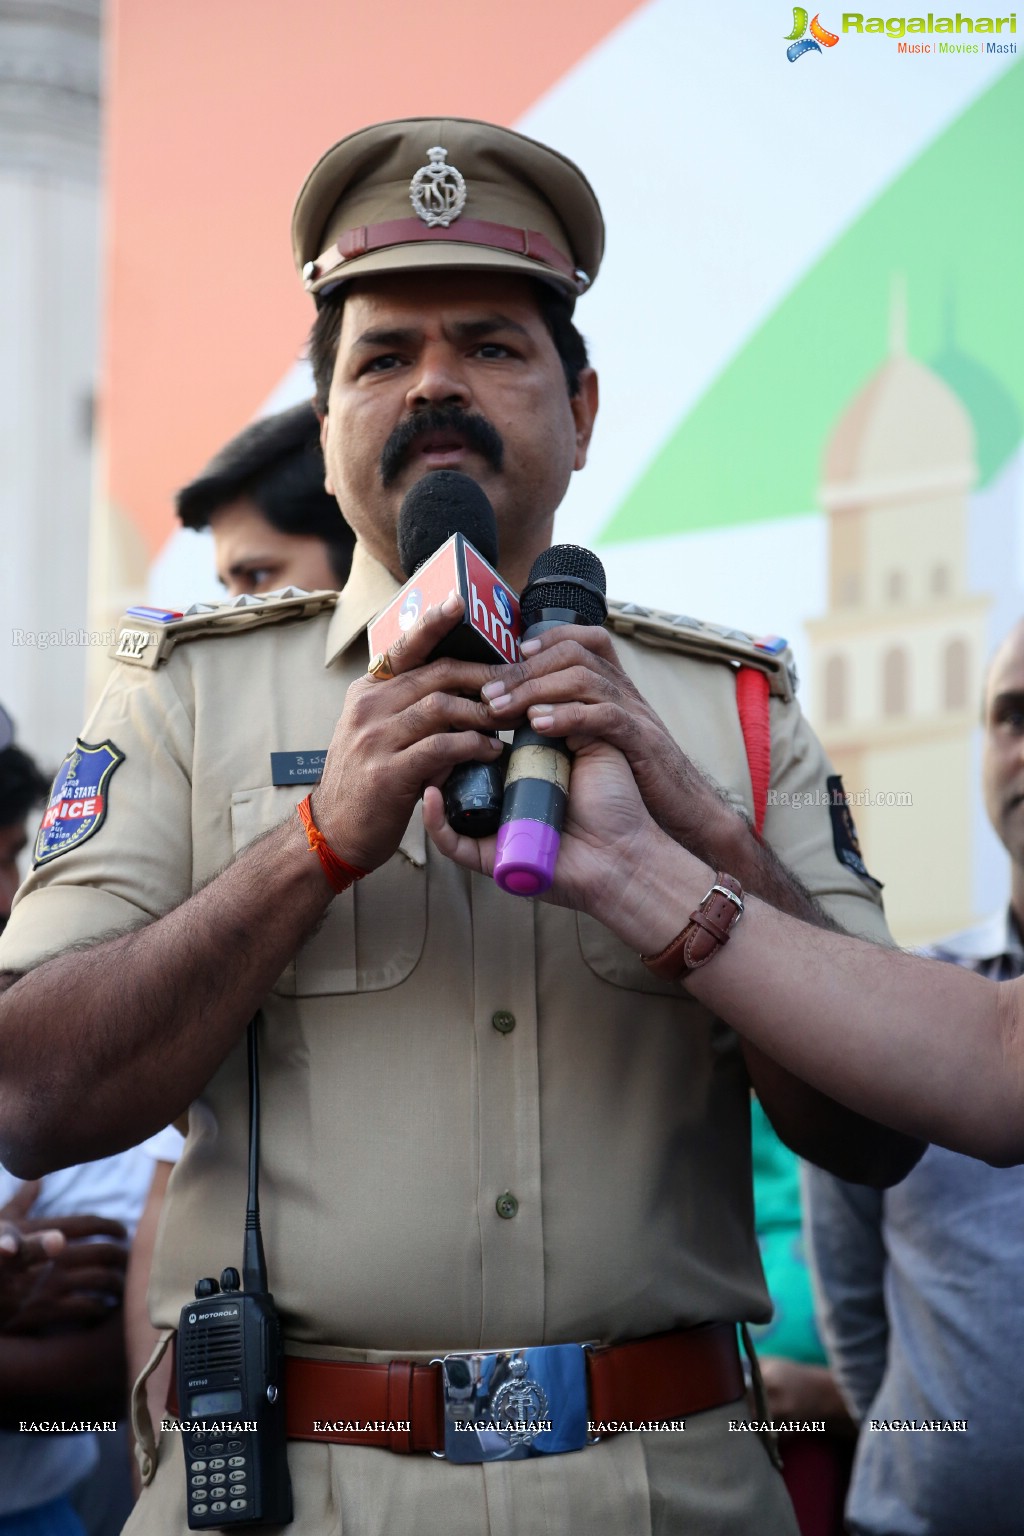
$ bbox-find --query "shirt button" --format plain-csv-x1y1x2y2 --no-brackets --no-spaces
496,1191,519,1220
491,1010,516,1034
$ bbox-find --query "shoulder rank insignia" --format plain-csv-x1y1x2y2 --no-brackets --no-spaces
111,587,338,670
605,600,797,702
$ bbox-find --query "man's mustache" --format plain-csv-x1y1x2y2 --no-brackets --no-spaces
379,405,504,488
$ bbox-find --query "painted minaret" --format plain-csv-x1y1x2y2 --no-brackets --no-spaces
806,289,988,945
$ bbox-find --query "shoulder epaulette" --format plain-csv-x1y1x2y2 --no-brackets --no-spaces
606,599,797,702
110,588,339,670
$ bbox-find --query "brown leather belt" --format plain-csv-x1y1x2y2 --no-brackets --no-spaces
170,1324,742,1455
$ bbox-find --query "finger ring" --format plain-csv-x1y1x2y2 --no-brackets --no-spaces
367,650,395,681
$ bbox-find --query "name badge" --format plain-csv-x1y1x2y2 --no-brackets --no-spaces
270,751,328,786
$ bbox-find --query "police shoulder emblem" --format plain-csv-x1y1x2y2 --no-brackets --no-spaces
409,146,467,228
34,738,125,866
826,774,882,890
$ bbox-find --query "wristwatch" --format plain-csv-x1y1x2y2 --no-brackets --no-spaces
641,872,744,980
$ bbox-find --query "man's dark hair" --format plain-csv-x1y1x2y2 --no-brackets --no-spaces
307,281,590,416
175,403,355,587
0,745,50,831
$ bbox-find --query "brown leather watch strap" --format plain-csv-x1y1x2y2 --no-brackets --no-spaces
642,872,744,981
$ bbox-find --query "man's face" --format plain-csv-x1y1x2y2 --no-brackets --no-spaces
983,621,1024,868
319,270,597,589
207,497,340,596
0,820,28,931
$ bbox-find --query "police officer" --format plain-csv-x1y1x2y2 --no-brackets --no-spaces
0,118,921,1535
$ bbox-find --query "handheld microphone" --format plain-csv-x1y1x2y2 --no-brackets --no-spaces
366,472,521,835
492,545,607,896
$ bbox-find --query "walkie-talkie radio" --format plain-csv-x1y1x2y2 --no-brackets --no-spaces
177,1020,293,1528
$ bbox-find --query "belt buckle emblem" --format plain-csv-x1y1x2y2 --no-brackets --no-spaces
433,1343,588,1463
491,1355,549,1448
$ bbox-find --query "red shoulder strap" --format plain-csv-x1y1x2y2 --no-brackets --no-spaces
736,667,771,836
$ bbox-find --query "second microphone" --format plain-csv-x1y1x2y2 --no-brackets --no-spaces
492,545,607,896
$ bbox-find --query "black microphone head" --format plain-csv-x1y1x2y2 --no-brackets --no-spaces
522,544,607,628
397,471,499,576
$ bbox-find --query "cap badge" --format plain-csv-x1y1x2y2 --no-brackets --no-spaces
409,146,467,228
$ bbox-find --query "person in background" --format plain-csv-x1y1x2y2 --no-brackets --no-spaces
804,619,1024,1536
0,709,50,939
0,721,150,1536
174,401,354,597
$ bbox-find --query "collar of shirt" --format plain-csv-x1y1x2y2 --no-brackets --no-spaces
324,542,401,667
926,906,1024,973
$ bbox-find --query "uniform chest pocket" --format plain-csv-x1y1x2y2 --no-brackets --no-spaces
230,786,428,996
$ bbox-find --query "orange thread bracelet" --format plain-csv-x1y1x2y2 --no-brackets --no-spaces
297,794,369,895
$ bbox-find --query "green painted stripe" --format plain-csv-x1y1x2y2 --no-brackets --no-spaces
600,62,1023,544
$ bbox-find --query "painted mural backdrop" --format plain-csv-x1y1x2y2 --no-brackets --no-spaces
102,0,1023,943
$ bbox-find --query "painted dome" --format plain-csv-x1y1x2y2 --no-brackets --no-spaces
822,354,975,507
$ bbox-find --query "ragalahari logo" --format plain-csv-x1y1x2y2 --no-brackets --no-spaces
786,8,841,57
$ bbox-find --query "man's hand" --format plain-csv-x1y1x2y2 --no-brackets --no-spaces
0,1183,66,1325
425,731,667,937
311,592,502,872
754,1357,854,1432
0,592,504,1176
471,636,926,1186
0,1189,128,1335
478,626,739,854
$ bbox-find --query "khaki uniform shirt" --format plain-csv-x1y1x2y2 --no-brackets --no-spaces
1,544,887,1535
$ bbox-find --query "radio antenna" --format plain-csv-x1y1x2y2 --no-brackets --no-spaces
243,1016,269,1294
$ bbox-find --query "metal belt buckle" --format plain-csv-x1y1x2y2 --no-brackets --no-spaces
432,1343,589,1463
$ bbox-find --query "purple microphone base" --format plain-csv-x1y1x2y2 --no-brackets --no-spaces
493,820,560,897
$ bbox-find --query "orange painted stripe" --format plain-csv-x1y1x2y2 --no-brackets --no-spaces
103,0,647,558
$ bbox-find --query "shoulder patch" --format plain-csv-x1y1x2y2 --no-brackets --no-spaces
111,587,338,670
605,600,797,701
34,739,124,866
826,774,882,890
